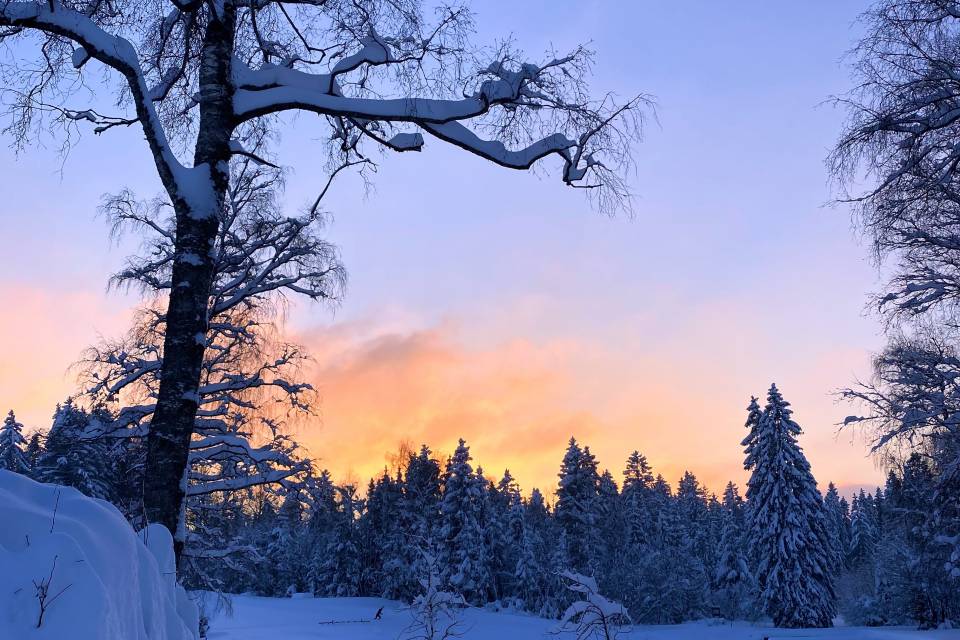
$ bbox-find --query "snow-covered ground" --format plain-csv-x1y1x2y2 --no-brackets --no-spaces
206,595,960,640
0,470,198,640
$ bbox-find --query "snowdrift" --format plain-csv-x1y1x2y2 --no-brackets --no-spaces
0,470,198,639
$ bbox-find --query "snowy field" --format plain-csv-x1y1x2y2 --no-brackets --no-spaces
205,595,960,640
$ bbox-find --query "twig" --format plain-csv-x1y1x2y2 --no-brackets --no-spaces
33,555,73,628
49,489,60,533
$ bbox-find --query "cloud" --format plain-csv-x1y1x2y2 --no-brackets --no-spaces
293,301,885,496
295,320,596,489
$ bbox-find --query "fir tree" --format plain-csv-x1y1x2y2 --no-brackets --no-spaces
0,410,29,474
398,445,443,600
266,488,308,595
555,438,600,574
24,431,43,476
519,488,562,617
741,396,762,459
489,469,523,602
743,384,836,628
35,400,112,499
621,451,653,547
848,489,878,569
365,470,407,599
313,484,363,597
822,482,847,576
713,482,753,620
438,439,490,604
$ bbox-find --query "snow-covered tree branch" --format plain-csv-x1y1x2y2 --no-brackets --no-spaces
0,0,647,562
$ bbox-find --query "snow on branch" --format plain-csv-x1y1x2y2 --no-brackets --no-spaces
0,1,195,208
231,37,646,212
554,571,632,640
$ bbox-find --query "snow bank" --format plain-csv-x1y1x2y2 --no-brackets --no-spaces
0,470,198,639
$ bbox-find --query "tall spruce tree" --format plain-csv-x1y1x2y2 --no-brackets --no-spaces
313,484,364,597
848,490,878,569
398,445,443,600
822,483,847,576
622,451,654,547
741,396,763,458
743,384,836,628
556,438,601,575
365,470,406,599
438,439,489,604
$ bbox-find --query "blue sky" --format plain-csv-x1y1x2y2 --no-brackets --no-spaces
0,1,888,495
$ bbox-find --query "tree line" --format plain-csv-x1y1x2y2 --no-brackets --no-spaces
3,383,958,628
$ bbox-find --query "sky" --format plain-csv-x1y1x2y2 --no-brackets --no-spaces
0,1,889,497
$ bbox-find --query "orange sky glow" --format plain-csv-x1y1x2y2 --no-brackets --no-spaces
290,305,884,498
0,282,886,501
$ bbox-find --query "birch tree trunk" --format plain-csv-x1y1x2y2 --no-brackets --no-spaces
144,8,236,562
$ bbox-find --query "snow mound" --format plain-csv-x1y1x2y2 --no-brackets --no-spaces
0,470,198,639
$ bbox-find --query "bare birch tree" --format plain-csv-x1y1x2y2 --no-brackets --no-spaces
79,156,341,552
0,0,646,561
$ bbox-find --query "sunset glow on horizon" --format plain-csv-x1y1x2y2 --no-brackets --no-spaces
0,0,888,499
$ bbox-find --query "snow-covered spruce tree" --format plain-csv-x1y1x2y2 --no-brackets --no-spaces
397,445,443,600
518,487,563,617
263,487,309,594
23,431,43,475
594,469,628,609
743,384,836,628
555,438,601,576
621,450,653,547
364,468,407,599
312,483,364,596
847,490,878,570
79,159,332,559
0,410,29,474
489,469,524,605
741,396,762,458
890,453,958,627
675,470,712,578
555,571,631,640
437,439,490,605
822,482,848,577
606,452,653,621
473,466,501,603
713,482,753,620
35,399,113,500
0,0,645,555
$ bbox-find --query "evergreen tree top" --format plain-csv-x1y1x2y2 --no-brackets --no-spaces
623,450,654,491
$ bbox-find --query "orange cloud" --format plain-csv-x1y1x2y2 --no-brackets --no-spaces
293,304,885,498
294,321,596,490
